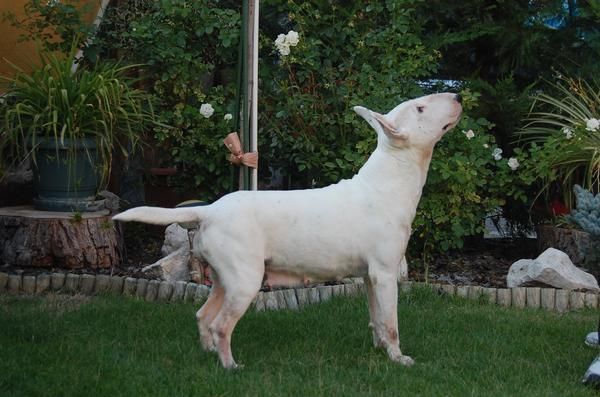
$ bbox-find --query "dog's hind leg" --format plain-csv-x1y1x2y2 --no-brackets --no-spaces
208,263,263,369
196,277,225,352
367,266,414,367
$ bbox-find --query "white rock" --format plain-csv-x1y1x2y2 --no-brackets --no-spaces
142,246,191,283
161,224,189,256
507,248,599,292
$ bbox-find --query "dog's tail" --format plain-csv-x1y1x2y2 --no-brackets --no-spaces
112,206,203,226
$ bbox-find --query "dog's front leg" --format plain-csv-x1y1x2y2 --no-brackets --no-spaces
364,277,384,348
367,269,414,367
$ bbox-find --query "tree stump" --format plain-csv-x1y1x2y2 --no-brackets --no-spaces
0,206,122,269
537,224,591,265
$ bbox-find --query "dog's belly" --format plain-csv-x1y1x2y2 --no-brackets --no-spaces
264,251,368,288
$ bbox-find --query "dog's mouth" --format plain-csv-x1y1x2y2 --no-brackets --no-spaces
443,112,462,132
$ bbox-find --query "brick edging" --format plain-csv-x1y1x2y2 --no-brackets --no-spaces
0,272,597,313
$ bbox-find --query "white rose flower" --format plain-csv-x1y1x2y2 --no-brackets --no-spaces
586,118,600,132
562,127,574,139
483,144,489,149
224,113,233,121
274,34,286,47
508,157,520,170
463,129,475,140
277,44,290,56
199,103,214,118
286,30,300,46
492,148,503,161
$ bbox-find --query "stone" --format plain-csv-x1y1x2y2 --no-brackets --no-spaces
136,278,148,298
512,287,526,308
283,289,299,310
507,248,599,291
570,291,585,310
468,286,483,300
51,273,65,290
399,281,413,293
585,293,598,309
22,276,36,295
526,287,541,309
497,289,512,307
95,275,110,293
172,281,187,301
145,280,160,301
80,274,96,295
161,223,189,255
194,285,210,303
398,257,409,281
142,247,191,283
254,292,266,311
35,274,50,294
7,274,21,294
64,274,80,293
275,290,286,309
332,284,345,297
429,283,443,294
158,281,173,301
441,284,456,296
344,283,358,297
295,288,309,307
123,277,137,296
0,272,8,292
555,289,570,312
456,286,469,298
109,276,124,294
183,283,197,302
318,286,333,302
541,288,556,310
308,288,320,304
264,291,279,310
482,287,497,304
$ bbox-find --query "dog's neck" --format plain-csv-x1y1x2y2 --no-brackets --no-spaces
355,142,434,215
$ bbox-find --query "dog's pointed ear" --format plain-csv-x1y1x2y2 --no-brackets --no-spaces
372,112,409,141
354,105,384,136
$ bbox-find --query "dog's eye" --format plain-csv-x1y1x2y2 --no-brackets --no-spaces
442,123,451,130
417,106,424,113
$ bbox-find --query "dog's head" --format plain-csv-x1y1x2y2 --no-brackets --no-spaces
354,93,462,149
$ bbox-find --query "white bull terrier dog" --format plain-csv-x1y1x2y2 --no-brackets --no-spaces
113,92,463,369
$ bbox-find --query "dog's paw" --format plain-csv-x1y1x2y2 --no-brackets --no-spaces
200,336,217,352
398,355,415,367
388,350,415,367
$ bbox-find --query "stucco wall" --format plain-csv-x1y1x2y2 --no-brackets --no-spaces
0,0,104,85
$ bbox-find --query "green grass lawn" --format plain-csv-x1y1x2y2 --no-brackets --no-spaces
0,287,598,396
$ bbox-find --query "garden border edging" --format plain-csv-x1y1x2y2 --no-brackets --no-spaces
0,272,597,313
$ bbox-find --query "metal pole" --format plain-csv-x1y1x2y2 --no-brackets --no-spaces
240,0,250,190
250,0,259,190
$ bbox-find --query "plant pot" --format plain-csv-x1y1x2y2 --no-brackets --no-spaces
32,137,100,212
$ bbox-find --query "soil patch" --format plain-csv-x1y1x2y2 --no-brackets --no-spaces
2,232,596,289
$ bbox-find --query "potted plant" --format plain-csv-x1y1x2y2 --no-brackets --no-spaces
0,47,155,211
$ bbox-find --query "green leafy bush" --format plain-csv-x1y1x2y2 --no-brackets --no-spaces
518,76,600,208
97,0,241,200
258,1,439,187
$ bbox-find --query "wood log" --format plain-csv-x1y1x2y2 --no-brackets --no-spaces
537,224,591,265
0,206,122,269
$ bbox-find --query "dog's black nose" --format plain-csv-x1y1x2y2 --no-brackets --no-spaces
454,94,462,104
